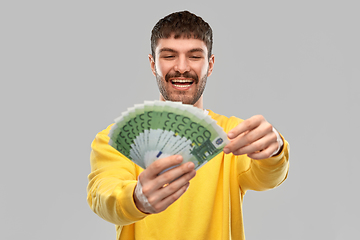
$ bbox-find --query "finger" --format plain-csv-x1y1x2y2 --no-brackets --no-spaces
142,164,195,207
150,182,191,213
231,132,277,156
227,115,264,139
154,161,195,190
159,168,196,196
247,142,279,160
227,123,274,154
139,160,194,203
145,155,184,178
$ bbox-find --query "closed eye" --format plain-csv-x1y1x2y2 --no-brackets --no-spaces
190,56,202,60
163,55,175,59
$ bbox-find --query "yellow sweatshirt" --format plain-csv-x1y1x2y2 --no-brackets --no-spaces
87,110,289,240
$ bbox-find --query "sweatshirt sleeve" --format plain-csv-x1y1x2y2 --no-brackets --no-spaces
86,124,149,226
237,135,290,193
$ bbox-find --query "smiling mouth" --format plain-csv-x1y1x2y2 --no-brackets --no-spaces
171,79,194,88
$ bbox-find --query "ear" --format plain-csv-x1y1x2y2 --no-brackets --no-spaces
149,54,156,76
207,54,215,77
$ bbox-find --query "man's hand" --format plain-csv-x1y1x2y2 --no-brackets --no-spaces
223,115,282,160
134,155,196,214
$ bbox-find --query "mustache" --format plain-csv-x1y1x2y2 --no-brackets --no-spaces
165,71,199,83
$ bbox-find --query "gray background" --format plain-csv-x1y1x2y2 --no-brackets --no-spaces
1,0,359,239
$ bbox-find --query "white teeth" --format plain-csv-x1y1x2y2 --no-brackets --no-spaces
171,79,193,83
171,79,193,88
173,84,191,88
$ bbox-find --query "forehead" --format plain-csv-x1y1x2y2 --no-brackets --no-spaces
155,36,208,55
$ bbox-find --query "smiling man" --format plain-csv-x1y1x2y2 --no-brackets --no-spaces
87,11,289,240
150,36,213,108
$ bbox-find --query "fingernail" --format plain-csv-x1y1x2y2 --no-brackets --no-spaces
176,155,183,161
188,162,195,169
228,132,234,139
223,148,230,154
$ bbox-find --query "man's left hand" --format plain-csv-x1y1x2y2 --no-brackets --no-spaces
223,115,282,160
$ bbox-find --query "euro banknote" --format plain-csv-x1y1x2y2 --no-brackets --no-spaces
108,101,229,170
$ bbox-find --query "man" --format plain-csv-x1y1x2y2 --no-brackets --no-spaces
87,11,289,240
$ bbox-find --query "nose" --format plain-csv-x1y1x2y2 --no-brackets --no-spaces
174,56,190,74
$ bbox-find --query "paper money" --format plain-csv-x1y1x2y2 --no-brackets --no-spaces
108,101,229,170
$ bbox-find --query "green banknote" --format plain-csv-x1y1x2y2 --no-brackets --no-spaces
108,101,229,170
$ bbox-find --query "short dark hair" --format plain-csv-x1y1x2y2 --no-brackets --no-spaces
151,11,213,59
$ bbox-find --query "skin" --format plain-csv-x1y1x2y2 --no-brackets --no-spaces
134,35,281,214
149,35,214,109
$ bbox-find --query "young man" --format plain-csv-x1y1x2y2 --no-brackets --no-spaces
87,11,289,240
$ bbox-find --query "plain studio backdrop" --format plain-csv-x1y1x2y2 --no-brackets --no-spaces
1,1,359,239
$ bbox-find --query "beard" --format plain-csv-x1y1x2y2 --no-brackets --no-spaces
155,69,208,105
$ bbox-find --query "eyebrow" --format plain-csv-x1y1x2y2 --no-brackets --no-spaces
158,48,205,54
158,48,177,54
188,48,205,54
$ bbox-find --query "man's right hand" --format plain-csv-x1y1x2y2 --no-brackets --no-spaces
133,155,196,214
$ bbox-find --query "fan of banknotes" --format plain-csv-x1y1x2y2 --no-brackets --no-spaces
108,101,229,170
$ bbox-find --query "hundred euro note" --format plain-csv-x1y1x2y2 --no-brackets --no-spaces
108,101,230,170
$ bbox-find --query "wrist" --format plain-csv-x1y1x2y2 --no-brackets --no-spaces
134,181,154,214
270,127,283,157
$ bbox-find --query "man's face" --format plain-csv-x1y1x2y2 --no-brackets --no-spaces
149,35,214,106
